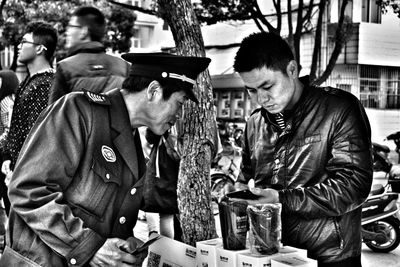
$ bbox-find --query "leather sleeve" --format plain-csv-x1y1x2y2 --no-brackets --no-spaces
8,96,106,266
279,99,373,218
236,121,253,186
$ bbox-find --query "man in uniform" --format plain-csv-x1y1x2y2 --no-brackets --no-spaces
0,53,210,267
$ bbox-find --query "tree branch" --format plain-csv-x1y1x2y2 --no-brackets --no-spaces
106,0,157,15
312,0,351,86
309,0,326,82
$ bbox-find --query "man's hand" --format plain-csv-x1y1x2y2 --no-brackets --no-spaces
89,238,145,267
1,160,11,175
246,187,280,205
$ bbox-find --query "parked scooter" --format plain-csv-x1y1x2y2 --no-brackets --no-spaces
361,136,400,252
210,138,242,200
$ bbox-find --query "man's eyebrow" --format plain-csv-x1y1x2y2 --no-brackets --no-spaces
245,80,270,90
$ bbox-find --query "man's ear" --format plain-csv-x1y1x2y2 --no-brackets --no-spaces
286,60,298,78
36,45,46,55
146,80,162,101
80,26,90,40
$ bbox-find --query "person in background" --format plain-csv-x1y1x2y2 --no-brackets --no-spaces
226,32,372,267
0,70,19,252
141,126,181,240
0,52,210,266
1,21,57,186
48,6,130,104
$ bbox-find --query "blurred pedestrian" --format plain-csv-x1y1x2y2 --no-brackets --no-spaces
0,52,210,266
1,21,57,185
48,6,130,104
0,70,19,252
226,32,372,267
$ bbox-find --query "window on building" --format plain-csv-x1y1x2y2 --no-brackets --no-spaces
362,0,381,23
336,84,351,92
132,27,141,48
133,0,141,7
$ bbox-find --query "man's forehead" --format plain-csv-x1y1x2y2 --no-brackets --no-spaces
69,16,79,24
22,33,34,41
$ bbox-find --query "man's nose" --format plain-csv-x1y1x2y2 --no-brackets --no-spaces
257,91,270,104
175,108,183,119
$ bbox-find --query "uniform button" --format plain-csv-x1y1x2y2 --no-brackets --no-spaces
130,188,137,195
70,258,77,265
106,173,110,179
119,216,126,224
275,159,280,165
286,124,291,130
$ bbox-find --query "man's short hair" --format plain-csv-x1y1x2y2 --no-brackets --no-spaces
25,21,58,63
73,6,106,42
233,32,294,74
122,76,186,101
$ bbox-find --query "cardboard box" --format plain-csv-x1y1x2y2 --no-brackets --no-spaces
271,254,317,267
237,246,308,267
196,238,223,267
216,247,250,267
143,236,197,267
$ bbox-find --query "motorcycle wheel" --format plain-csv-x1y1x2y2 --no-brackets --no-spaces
211,173,234,215
364,217,400,253
211,173,234,198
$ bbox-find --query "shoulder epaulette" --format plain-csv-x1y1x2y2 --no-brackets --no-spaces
83,90,111,105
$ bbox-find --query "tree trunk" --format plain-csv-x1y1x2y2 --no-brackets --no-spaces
157,0,218,246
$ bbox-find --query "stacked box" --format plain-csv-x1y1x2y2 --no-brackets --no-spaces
237,246,308,267
146,236,197,267
271,254,317,267
196,238,223,267
216,247,250,267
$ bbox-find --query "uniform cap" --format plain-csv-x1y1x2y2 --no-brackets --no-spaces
121,52,211,103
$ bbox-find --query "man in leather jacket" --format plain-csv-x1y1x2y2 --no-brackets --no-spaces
228,32,372,266
0,53,210,267
48,6,130,104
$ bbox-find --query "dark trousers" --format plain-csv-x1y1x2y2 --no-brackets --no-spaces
319,255,362,267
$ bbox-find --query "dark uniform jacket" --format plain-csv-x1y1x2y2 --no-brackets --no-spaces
237,84,373,263
0,89,146,267
48,42,130,104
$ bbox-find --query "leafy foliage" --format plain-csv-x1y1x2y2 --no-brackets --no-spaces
193,0,251,25
377,0,400,18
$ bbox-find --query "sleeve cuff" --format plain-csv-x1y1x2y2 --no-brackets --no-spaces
65,231,106,267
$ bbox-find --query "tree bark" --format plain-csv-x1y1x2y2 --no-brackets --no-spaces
157,0,217,246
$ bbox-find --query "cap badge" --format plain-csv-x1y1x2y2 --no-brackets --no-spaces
160,72,196,85
102,145,116,162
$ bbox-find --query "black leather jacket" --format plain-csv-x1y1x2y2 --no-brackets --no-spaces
237,84,373,263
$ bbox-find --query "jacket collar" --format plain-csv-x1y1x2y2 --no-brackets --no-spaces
67,41,105,57
106,89,146,181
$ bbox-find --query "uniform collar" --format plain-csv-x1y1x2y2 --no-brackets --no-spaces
106,88,146,180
